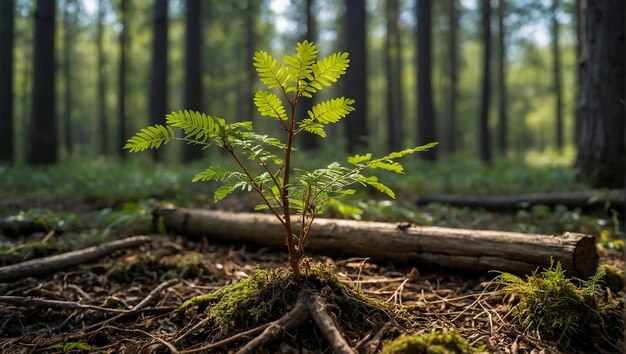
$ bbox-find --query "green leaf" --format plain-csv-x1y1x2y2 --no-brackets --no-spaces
348,153,372,165
360,176,396,199
253,51,289,90
369,160,404,173
383,142,439,160
307,97,355,124
124,124,175,153
214,181,250,202
192,166,228,182
300,52,350,97
284,40,318,88
254,204,269,211
299,119,326,137
254,91,288,121
165,110,224,143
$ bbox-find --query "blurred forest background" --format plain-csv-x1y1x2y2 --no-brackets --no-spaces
0,0,624,190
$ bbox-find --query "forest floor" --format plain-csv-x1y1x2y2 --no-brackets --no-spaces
0,157,624,353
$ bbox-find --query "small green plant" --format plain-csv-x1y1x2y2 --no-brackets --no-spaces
496,260,605,344
381,328,485,354
125,41,436,279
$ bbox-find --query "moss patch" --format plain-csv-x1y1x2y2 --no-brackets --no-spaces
179,263,397,334
104,251,210,282
381,328,485,354
497,260,620,347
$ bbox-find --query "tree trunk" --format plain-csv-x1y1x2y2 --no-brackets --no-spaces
0,0,14,164
298,0,319,150
148,0,168,162
27,0,57,165
118,0,128,161
97,0,107,156
62,1,74,156
576,0,625,188
385,0,403,152
447,0,459,153
478,0,492,164
417,0,436,161
344,0,368,152
155,207,598,278
243,0,257,122
183,0,203,162
497,0,507,154
552,0,563,150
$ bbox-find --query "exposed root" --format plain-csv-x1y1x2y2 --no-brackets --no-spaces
307,290,357,354
236,289,310,354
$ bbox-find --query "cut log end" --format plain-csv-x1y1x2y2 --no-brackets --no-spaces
571,233,599,278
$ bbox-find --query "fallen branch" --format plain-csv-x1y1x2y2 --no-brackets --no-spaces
415,189,626,211
307,291,357,354
155,207,598,278
0,296,127,313
0,236,152,282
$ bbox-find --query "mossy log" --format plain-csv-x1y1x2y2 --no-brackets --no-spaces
154,206,598,278
415,189,626,211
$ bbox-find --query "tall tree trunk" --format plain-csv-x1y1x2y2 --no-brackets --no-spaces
148,0,168,162
243,0,257,122
417,0,436,161
118,0,128,161
0,0,15,164
97,0,107,155
385,0,403,152
552,0,563,150
574,0,582,147
576,0,625,188
497,0,507,154
447,0,459,153
183,0,203,162
62,1,74,156
478,0,492,164
27,0,57,165
344,0,368,152
298,0,319,150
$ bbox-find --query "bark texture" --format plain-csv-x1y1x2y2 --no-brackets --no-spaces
27,0,57,165
344,0,368,152
417,0,437,161
478,0,492,164
576,0,626,188
0,0,15,163
148,0,168,162
183,0,203,162
155,207,598,278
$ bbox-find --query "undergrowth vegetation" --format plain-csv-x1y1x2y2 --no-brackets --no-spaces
381,328,485,354
178,264,398,335
497,260,623,348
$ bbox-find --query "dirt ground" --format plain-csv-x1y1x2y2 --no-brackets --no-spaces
0,200,623,353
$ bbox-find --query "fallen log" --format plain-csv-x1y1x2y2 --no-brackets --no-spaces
415,189,626,211
154,206,598,278
0,235,152,282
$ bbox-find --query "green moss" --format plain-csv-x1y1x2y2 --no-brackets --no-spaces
381,328,485,354
496,260,606,344
104,251,209,282
178,264,396,334
597,264,624,294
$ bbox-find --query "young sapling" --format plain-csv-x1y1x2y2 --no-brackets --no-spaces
125,41,437,279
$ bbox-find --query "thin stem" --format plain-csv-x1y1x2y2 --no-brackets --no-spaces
226,144,286,227
281,98,300,280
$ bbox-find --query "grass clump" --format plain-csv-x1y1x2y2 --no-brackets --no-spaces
381,328,485,354
496,260,612,345
178,264,395,334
